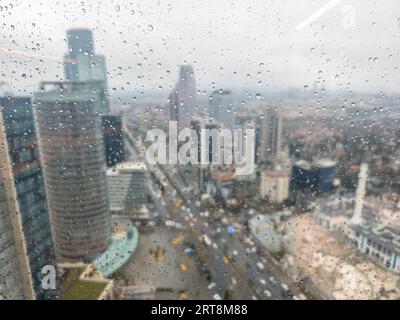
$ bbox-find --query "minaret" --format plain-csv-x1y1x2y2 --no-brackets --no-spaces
351,158,368,225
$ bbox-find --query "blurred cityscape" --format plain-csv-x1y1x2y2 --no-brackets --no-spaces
1,24,400,301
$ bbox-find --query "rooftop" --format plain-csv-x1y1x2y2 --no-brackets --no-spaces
93,224,139,278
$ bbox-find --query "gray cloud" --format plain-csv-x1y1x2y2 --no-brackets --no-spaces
0,0,399,97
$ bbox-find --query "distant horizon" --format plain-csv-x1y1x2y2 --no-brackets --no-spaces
1,1,399,97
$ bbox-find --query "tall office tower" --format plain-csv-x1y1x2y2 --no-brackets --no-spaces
208,89,235,129
67,29,94,58
0,110,34,300
257,109,282,164
0,97,57,299
34,82,112,262
102,115,125,168
64,28,109,114
168,89,180,124
169,64,196,130
64,29,94,82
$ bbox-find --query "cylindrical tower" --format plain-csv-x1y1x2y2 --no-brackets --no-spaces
34,82,111,262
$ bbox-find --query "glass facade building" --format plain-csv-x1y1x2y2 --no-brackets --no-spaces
34,82,112,262
102,115,125,168
0,97,57,299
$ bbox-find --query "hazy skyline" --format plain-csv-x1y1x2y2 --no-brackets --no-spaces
1,0,400,98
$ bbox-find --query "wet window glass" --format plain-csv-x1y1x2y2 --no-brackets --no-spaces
0,0,399,301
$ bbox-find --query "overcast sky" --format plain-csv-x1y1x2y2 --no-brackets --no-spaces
1,0,400,98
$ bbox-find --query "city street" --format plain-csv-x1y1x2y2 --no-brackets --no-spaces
124,122,307,300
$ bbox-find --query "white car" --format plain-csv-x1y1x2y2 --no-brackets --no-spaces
259,278,267,285
269,276,277,285
232,250,238,256
212,243,218,250
208,282,217,291
200,211,209,218
212,293,222,300
256,262,265,270
201,235,212,246
281,283,289,291
165,220,176,228
263,289,272,298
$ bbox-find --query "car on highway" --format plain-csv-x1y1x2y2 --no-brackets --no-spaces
281,283,289,291
212,293,222,300
165,220,176,228
207,282,217,291
200,211,209,218
269,276,278,285
256,262,265,270
201,235,212,246
263,289,272,298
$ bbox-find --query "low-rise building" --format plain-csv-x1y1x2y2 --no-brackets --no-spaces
260,170,289,204
107,162,147,215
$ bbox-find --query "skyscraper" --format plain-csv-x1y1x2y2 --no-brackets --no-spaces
208,89,235,129
64,28,109,114
168,89,180,124
64,29,94,82
257,109,282,164
0,97,57,299
102,115,125,168
0,109,34,300
34,82,112,262
169,64,196,130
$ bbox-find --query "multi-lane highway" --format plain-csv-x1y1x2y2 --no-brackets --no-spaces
123,122,307,300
